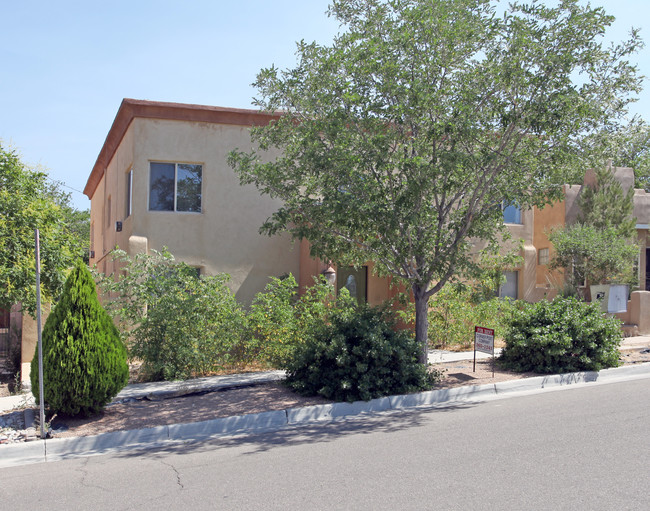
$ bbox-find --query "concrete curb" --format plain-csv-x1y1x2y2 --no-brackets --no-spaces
1,362,649,468
167,410,288,442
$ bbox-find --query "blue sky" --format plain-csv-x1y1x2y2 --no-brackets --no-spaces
1,0,648,211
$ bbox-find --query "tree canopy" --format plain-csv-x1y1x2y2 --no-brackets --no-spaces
578,164,636,239
0,143,86,315
229,0,643,360
550,162,638,290
579,117,650,192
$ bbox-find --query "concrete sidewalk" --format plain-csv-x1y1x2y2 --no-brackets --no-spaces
2,336,649,468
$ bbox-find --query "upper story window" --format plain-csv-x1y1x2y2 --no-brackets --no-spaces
149,162,202,213
125,169,133,218
502,202,522,224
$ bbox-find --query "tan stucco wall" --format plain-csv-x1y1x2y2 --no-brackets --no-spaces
89,117,300,305
19,303,50,384
498,207,539,301
533,193,566,292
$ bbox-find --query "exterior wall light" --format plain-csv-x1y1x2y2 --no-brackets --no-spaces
322,262,337,286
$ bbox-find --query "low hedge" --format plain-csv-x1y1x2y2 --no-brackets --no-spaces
284,304,438,402
498,297,622,374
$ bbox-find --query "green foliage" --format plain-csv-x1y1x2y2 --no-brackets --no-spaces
499,298,622,374
551,160,639,289
284,304,439,402
61,208,90,264
549,225,638,288
245,274,355,368
229,0,642,355
30,261,128,416
578,117,650,192
427,284,521,350
99,249,245,381
578,165,636,239
0,143,86,315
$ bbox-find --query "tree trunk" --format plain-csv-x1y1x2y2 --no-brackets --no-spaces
413,286,430,365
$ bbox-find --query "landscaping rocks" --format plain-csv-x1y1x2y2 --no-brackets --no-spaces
0,409,32,444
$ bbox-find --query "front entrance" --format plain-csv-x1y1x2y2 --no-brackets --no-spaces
337,266,368,303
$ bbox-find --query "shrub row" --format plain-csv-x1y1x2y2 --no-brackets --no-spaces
499,297,622,373
426,284,521,350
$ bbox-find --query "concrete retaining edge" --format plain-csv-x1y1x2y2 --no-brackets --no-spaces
2,362,649,468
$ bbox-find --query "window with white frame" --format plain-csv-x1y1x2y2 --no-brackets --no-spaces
502,202,522,224
125,169,133,218
149,162,202,213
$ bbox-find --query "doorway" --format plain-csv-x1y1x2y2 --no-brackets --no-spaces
337,266,368,303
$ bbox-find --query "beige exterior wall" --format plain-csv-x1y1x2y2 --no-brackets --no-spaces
89,112,299,305
19,303,49,385
532,192,566,298
85,101,649,338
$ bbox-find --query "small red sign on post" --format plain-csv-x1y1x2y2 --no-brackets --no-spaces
474,326,495,376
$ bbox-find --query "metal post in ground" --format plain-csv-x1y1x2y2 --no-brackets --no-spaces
35,229,45,439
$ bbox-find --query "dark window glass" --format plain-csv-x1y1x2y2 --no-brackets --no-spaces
149,162,175,211
149,162,202,212
176,164,202,212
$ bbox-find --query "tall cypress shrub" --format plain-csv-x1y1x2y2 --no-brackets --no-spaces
31,261,128,416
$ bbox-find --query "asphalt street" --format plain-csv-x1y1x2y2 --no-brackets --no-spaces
1,378,648,510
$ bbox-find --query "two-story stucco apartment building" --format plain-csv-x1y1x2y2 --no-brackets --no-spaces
10,99,650,381
8,98,649,384
84,98,649,307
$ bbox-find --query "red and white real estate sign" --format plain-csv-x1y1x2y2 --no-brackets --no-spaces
474,326,495,355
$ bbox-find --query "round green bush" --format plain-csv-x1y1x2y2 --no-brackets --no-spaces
31,261,128,416
499,297,622,374
284,304,438,402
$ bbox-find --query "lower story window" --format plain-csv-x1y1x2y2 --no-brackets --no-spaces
498,271,518,299
538,247,549,265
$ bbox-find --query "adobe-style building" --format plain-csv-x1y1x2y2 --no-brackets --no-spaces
83,99,648,324
82,99,409,307
7,99,649,385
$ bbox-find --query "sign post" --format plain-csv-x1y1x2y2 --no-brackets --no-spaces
474,326,495,377
35,229,46,439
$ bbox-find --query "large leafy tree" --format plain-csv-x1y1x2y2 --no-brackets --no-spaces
0,143,85,315
229,0,642,362
579,117,650,192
